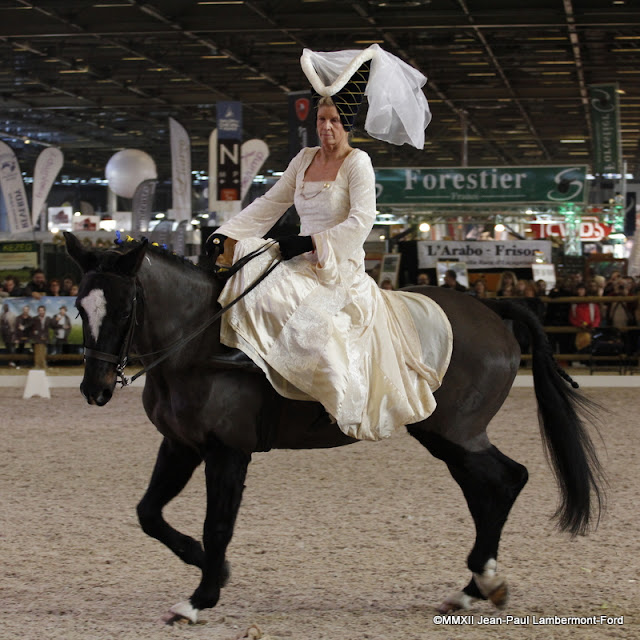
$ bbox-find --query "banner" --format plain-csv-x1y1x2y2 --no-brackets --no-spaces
417,240,552,269
0,241,39,283
0,141,32,233
172,220,188,256
169,117,192,222
31,147,63,227
216,101,242,202
288,90,316,160
376,166,588,206
588,84,622,175
240,139,269,199
132,178,157,233
0,296,82,348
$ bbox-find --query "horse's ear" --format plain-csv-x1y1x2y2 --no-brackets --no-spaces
63,232,97,273
115,239,148,276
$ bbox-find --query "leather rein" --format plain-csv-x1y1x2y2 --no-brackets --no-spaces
83,240,280,387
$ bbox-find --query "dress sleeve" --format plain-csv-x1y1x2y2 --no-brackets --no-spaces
312,150,376,281
215,149,305,241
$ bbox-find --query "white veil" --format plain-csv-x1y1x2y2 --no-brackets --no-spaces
300,44,432,150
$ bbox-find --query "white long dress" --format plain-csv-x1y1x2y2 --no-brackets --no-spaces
216,146,450,441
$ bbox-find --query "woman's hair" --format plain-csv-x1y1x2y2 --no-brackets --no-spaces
497,270,518,292
317,96,336,108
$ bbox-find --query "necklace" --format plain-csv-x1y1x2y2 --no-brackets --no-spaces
300,181,332,200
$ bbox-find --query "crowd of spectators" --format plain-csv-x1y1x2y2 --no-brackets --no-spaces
0,270,78,368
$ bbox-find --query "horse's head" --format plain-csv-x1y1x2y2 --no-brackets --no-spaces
64,232,147,406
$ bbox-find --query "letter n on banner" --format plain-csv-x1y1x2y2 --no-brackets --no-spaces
216,102,242,202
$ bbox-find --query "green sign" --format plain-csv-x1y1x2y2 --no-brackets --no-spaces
375,166,587,206
0,241,39,282
588,84,621,175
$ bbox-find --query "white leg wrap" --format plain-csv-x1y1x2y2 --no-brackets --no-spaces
473,558,503,597
169,600,199,623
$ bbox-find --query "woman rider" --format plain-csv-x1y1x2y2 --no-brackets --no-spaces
207,45,450,442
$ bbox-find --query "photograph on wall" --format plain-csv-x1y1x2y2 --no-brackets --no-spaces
436,261,469,288
378,253,402,289
531,263,557,293
47,206,73,231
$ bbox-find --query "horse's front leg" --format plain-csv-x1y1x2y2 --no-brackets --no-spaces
165,439,250,625
137,437,205,568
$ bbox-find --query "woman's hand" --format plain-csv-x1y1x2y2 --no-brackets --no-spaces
278,235,314,260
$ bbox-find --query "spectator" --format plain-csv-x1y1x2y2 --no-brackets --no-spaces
416,272,430,286
591,276,605,296
514,279,528,296
440,269,467,292
1,275,25,298
534,279,547,296
1,302,17,367
47,278,63,296
606,279,635,330
14,305,32,360
30,304,54,369
61,275,76,296
496,271,517,296
498,283,514,297
69,284,79,297
51,305,72,354
23,269,48,300
545,277,573,356
380,278,394,291
569,283,601,353
469,279,488,298
603,270,622,296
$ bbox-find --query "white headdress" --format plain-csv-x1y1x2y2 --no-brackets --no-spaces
300,44,432,149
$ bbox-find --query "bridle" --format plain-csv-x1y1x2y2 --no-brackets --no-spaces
83,291,139,387
82,240,280,388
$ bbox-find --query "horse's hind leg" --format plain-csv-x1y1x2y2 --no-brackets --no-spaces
137,437,205,568
408,429,528,612
167,439,250,624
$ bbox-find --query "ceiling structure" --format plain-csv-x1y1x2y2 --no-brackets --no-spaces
1,0,639,185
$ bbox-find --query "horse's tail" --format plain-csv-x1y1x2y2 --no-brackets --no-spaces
484,299,606,536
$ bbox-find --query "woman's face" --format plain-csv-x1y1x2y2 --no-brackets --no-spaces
317,105,347,148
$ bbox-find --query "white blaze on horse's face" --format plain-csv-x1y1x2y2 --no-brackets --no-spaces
81,288,107,342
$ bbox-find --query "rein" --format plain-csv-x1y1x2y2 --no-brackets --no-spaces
84,241,280,387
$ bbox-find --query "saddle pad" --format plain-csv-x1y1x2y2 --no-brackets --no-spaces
392,291,453,386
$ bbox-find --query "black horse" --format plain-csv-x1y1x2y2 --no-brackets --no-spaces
64,232,604,624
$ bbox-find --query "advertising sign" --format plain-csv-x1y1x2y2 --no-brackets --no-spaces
375,166,587,206
417,240,552,269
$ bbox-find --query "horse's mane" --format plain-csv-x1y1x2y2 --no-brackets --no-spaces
112,236,205,273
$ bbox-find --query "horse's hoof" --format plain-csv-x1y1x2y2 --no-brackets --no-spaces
161,600,200,625
437,590,473,614
488,581,509,608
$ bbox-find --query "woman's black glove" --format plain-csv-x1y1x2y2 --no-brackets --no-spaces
278,235,314,260
205,232,228,260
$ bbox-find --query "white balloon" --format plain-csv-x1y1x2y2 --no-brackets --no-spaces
105,149,157,198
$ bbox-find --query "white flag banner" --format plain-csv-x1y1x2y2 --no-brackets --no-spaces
208,130,269,217
32,147,63,226
0,141,32,233
241,139,269,199
169,117,192,222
